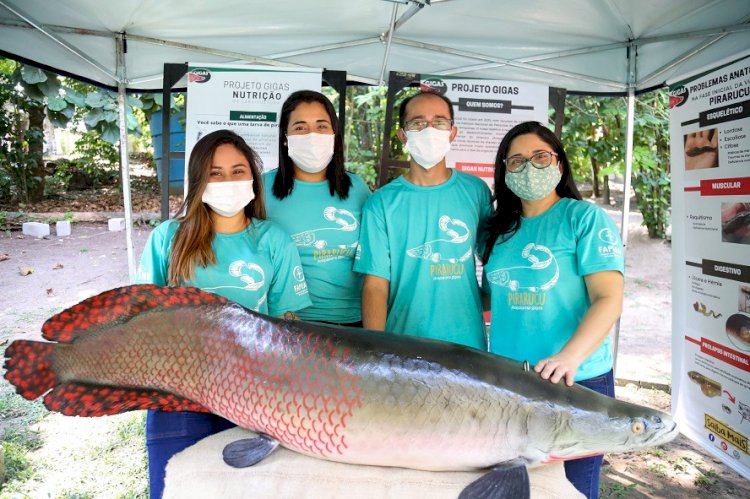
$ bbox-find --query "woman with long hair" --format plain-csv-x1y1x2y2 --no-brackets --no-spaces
264,90,370,327
482,121,624,499
137,129,311,497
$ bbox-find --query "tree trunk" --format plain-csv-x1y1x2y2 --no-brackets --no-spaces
27,105,46,202
603,174,611,205
591,155,600,198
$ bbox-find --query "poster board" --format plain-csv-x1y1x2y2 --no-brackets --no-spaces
420,76,549,189
669,50,750,479
185,63,323,174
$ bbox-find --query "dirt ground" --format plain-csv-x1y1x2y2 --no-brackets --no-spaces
0,200,748,496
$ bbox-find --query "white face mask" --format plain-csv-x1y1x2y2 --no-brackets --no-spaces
287,133,335,174
405,128,452,169
201,179,255,217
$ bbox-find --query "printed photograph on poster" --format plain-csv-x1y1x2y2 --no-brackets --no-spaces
418,76,549,189
740,286,750,313
185,63,322,175
721,202,750,244
726,313,750,351
684,128,719,170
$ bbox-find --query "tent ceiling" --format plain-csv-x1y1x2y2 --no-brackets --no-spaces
0,0,749,93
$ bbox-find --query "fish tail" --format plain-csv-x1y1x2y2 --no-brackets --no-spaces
41,284,228,342
4,340,57,400
4,339,211,416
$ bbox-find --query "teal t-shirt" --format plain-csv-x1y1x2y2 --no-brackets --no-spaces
136,218,312,316
263,170,371,322
483,198,624,381
353,170,492,349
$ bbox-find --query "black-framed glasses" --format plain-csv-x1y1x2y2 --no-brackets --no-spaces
504,151,558,173
403,118,453,132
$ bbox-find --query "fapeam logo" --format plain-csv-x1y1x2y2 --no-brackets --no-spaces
598,228,619,245
293,266,305,282
189,68,211,84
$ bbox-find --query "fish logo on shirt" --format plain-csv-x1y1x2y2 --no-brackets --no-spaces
201,260,267,311
406,216,473,263
486,243,559,292
291,207,359,250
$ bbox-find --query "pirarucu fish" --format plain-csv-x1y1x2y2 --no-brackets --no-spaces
4,285,678,498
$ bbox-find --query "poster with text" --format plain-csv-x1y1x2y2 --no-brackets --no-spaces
420,76,549,189
670,50,750,479
186,63,322,177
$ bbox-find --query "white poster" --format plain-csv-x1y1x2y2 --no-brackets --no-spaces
420,76,549,189
670,50,750,479
185,63,322,173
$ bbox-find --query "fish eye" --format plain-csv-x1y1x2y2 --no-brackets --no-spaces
632,420,645,434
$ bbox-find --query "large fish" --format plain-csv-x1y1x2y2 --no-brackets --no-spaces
4,285,678,498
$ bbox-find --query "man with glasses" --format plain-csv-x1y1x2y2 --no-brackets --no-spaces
354,91,491,349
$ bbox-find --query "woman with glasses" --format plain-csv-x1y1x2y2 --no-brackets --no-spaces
264,90,370,327
482,121,624,499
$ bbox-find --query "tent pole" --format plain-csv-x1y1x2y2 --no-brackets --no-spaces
613,43,636,378
378,4,399,86
116,32,136,283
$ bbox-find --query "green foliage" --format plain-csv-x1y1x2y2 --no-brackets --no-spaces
0,64,45,203
631,90,671,239
562,90,671,239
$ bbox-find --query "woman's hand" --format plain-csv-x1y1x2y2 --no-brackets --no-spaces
534,352,584,386
535,270,624,387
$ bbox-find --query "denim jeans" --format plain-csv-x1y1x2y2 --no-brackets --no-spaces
146,409,235,499
563,369,615,499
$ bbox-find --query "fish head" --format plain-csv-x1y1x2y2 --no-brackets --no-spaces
539,394,679,462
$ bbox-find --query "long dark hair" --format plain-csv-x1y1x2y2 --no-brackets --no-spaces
482,121,581,264
273,90,351,199
169,129,266,285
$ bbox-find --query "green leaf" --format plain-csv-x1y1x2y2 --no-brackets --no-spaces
84,108,105,127
126,95,143,109
47,96,68,112
47,105,74,128
63,88,86,107
85,91,108,108
98,122,120,144
20,65,47,84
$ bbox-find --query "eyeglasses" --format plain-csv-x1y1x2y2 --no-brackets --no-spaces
402,118,453,132
504,151,558,173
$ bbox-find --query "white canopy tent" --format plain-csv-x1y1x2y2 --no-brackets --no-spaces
1,1,749,361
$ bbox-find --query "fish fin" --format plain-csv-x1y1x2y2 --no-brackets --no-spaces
222,434,280,468
3,340,57,400
458,459,530,499
43,382,210,416
41,284,228,342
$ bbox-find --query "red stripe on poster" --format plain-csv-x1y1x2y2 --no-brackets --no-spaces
700,337,750,372
685,335,701,345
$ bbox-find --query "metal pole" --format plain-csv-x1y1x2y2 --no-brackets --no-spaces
613,43,637,377
378,4,399,86
116,33,136,283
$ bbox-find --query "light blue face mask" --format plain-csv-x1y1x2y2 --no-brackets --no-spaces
505,163,562,201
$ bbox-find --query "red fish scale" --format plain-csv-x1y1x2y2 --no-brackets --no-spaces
185,319,364,458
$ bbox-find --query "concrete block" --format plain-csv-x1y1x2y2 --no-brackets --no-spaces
108,218,126,232
55,220,71,237
22,222,50,238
